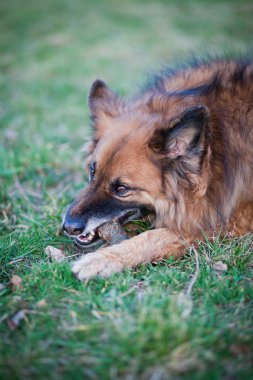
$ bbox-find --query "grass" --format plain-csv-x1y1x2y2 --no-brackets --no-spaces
0,0,253,379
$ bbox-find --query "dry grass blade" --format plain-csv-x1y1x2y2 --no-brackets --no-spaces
185,245,200,298
176,245,200,318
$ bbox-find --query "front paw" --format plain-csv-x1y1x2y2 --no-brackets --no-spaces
71,250,124,280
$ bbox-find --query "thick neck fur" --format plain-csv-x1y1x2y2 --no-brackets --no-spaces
149,59,253,236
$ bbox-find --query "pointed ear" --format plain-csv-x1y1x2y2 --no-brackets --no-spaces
149,106,209,159
88,79,124,120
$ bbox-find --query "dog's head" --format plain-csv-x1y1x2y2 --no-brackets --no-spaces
63,80,211,247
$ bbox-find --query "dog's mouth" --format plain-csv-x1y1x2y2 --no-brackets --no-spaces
75,229,100,247
74,209,141,248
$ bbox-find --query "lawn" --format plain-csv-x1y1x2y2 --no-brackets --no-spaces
0,0,253,379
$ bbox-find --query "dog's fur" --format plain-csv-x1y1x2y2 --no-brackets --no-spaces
63,57,253,280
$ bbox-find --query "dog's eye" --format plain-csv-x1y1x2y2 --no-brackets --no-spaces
116,185,127,193
89,162,96,182
115,185,131,197
111,179,131,197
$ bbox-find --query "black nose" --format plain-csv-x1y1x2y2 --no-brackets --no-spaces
62,201,87,235
62,223,84,235
62,221,84,235
62,216,85,236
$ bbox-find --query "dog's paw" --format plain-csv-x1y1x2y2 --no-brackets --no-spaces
71,250,124,280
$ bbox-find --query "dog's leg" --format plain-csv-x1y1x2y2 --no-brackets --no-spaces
72,229,188,280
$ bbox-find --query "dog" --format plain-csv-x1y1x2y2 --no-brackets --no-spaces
63,57,253,280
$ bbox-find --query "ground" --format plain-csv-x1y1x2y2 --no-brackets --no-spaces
0,0,253,379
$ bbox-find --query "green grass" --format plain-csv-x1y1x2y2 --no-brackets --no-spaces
0,0,253,379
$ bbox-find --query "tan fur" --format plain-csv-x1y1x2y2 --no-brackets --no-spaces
69,59,253,280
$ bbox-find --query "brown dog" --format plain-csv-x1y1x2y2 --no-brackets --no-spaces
63,57,253,280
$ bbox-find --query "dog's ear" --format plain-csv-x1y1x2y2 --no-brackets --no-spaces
88,80,125,142
89,79,124,122
149,106,209,160
86,80,125,155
